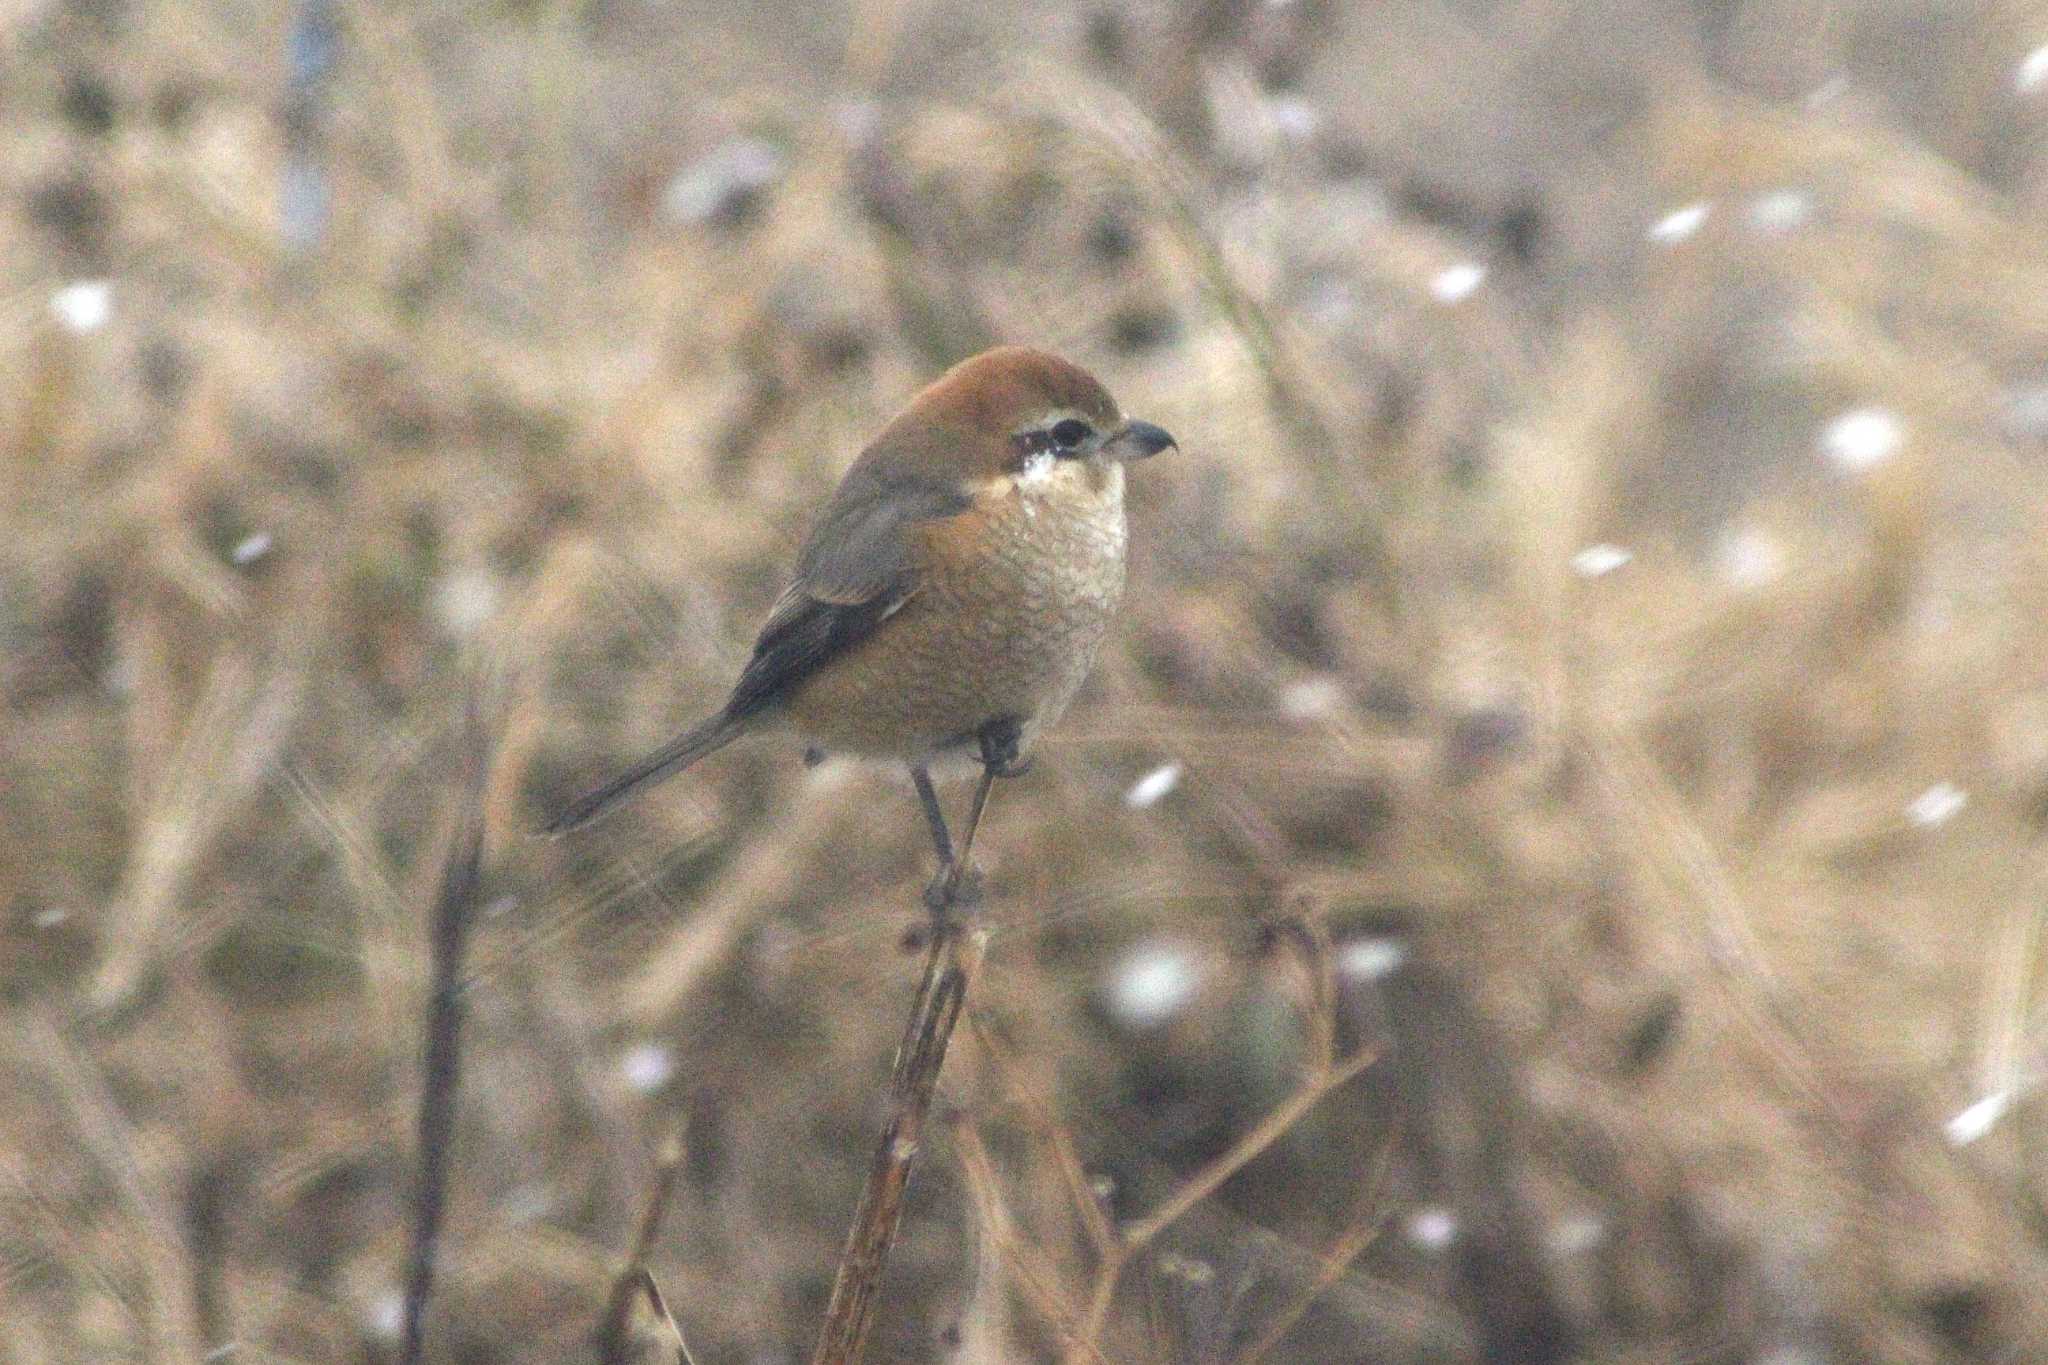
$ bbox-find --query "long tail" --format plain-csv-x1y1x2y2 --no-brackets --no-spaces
544,712,746,835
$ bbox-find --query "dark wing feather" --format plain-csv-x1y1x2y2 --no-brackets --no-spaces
725,472,969,722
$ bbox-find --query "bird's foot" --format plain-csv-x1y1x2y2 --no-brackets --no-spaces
977,716,1031,779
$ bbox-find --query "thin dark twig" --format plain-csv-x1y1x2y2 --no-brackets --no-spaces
812,770,996,1364
597,1132,695,1365
399,700,492,1365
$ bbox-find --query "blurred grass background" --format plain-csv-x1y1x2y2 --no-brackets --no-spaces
8,0,2048,1360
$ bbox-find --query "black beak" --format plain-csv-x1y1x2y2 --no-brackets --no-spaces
1109,419,1177,462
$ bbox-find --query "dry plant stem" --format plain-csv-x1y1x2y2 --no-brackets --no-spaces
967,1017,1115,1258
15,1010,200,1361
811,769,997,1365
1576,717,1844,1127
1065,1047,1379,1365
1235,1138,1394,1365
811,923,976,1363
597,1132,695,1365
1277,914,1338,1076
634,1269,695,1365
949,1114,1113,1364
398,706,492,1365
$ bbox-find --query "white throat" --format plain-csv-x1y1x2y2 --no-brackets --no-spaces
1014,448,1058,488
986,455,1123,522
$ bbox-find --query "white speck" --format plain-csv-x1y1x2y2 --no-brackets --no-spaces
104,652,137,696
31,907,68,929
1746,189,1812,234
1157,1252,1216,1284
619,1043,675,1093
483,894,519,920
203,1344,243,1361
1428,262,1486,304
1124,761,1182,809
1106,943,1198,1027
1947,1090,2011,1145
2017,44,2048,94
1647,201,1710,244
365,1290,406,1340
1406,1206,1458,1250
1279,675,1345,721
230,532,273,566
833,99,880,142
1716,526,1784,589
661,136,786,225
1571,543,1632,578
500,1181,553,1224
51,280,112,333
280,159,330,250
1999,381,2048,439
1547,1215,1606,1255
1820,406,1905,473
433,569,500,637
1089,1173,1115,1202
1806,76,1848,108
1302,276,1362,328
1336,936,1407,981
1907,782,1967,828
1266,95,1318,140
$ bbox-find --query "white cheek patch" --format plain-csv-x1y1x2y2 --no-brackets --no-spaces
1014,448,1056,488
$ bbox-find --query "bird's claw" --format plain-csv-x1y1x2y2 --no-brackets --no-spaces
978,717,1030,779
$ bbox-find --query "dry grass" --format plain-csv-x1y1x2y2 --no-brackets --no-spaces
8,0,2048,1360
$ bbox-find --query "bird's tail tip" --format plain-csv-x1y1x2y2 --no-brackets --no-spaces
540,713,740,836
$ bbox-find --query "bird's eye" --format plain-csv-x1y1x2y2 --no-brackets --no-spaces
1049,418,1093,450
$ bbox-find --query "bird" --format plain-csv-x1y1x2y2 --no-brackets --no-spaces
546,345,1175,897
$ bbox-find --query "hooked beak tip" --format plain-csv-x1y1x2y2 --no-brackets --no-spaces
1113,419,1177,461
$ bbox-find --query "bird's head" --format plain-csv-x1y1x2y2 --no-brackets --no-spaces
871,346,1177,496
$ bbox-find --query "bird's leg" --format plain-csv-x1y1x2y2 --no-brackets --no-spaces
912,763,978,919
928,715,1023,912
924,764,995,917
911,764,953,869
951,765,998,875
917,718,1026,918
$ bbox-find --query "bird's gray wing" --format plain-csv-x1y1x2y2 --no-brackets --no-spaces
725,472,970,721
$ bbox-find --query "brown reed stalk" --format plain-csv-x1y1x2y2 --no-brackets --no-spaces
810,863,990,1365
